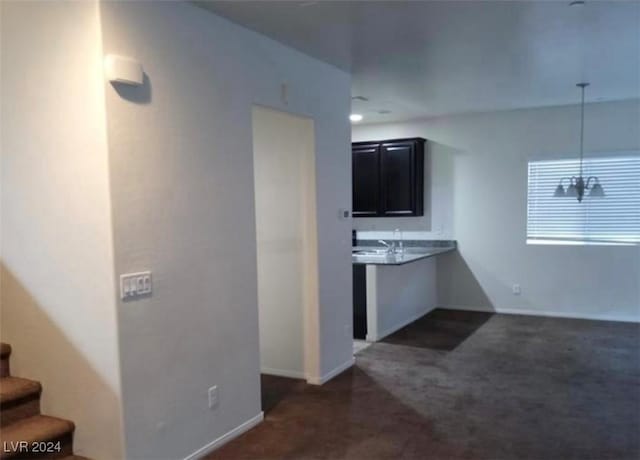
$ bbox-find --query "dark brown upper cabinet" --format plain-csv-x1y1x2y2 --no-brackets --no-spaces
352,142,380,217
352,138,425,217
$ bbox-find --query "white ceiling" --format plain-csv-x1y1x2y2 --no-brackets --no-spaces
197,1,640,123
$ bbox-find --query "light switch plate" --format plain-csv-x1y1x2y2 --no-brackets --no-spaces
120,271,152,300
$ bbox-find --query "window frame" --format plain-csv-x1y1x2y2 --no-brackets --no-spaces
526,151,640,247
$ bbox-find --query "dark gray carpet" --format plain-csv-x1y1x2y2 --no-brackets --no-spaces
381,308,493,350
209,310,640,460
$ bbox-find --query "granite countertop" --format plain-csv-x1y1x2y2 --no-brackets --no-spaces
352,240,456,266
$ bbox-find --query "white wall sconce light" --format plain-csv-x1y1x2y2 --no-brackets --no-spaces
104,54,144,86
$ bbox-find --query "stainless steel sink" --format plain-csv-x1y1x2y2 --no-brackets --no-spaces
352,248,390,256
352,253,394,260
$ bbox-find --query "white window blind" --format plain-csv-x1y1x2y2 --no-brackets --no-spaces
527,155,640,245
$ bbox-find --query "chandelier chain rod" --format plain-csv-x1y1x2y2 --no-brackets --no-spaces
579,83,585,178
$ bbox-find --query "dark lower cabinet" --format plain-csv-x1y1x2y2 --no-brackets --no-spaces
352,137,425,217
353,265,367,340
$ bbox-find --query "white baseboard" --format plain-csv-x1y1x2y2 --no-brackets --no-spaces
367,306,435,342
261,367,305,379
440,305,640,323
306,357,355,385
183,412,264,460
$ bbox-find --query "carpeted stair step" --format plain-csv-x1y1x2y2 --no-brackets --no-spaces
0,415,74,459
1,343,11,378
1,377,42,427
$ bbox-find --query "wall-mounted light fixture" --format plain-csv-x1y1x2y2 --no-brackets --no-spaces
104,55,144,86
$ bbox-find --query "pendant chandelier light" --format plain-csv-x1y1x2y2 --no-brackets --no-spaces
553,82,605,202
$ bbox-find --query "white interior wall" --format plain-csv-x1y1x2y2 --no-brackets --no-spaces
366,257,437,341
252,106,316,379
0,1,125,458
99,2,352,458
353,100,640,321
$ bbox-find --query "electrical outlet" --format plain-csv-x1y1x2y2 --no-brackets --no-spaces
512,284,521,295
208,385,218,409
120,271,152,300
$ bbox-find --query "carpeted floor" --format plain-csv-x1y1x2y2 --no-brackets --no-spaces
207,309,640,460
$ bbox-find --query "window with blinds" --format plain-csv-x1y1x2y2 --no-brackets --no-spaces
527,155,640,245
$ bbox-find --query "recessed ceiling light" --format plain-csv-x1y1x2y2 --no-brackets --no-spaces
350,114,363,123
352,96,369,102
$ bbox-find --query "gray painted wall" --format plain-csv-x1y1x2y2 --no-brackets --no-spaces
100,2,352,457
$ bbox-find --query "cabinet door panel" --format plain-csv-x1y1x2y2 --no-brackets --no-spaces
380,142,415,216
352,265,367,340
352,144,380,217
